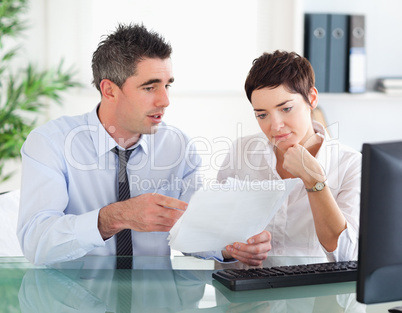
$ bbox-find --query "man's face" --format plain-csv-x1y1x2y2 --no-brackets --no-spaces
113,58,174,143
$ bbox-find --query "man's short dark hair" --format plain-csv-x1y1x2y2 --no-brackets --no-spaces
92,23,172,93
244,50,315,104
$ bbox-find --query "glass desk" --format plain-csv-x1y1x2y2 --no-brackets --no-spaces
1,255,401,313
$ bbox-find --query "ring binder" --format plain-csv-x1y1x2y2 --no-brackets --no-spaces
348,15,366,93
304,14,329,93
328,14,348,93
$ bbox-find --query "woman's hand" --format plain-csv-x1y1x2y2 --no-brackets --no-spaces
223,230,272,266
282,144,326,187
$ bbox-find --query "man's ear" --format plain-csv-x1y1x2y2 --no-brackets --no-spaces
309,87,319,110
100,79,117,100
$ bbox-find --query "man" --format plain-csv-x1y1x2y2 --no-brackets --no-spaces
17,23,270,266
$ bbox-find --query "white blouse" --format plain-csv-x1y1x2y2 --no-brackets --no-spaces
217,122,362,262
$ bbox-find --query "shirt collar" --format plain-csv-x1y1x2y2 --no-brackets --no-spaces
88,104,150,157
313,120,333,174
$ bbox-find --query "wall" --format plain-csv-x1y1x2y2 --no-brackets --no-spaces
1,0,402,192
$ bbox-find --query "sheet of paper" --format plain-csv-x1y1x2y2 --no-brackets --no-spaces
168,178,299,253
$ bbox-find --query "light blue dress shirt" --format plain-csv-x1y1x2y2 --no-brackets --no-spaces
17,106,209,265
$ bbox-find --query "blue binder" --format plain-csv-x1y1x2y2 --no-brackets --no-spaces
328,14,348,93
304,14,329,93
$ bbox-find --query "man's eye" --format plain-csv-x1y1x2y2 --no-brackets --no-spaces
144,87,154,91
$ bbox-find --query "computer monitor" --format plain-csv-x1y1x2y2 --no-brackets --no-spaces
357,140,402,304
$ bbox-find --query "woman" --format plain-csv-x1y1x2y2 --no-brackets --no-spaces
219,50,361,262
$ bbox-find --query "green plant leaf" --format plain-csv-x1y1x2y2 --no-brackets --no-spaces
0,0,81,182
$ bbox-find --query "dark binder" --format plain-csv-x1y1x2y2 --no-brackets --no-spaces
304,14,329,93
327,14,348,93
348,15,366,93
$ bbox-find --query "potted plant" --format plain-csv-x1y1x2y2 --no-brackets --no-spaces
0,0,80,182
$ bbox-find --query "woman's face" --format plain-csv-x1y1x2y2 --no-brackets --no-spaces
251,85,318,153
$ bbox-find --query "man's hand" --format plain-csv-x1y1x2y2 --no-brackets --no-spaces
98,193,187,239
223,230,271,266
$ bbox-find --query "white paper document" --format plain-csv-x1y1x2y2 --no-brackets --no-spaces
168,178,299,253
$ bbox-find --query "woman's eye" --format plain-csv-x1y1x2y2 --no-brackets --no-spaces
255,113,268,119
283,107,293,113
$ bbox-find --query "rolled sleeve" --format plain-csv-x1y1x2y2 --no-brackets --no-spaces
322,222,358,262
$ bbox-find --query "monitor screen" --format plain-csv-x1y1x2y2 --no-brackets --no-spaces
357,141,402,304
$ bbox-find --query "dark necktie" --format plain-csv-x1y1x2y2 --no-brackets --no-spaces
113,147,134,312
113,147,134,257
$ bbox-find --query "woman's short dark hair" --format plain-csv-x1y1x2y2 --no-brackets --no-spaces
244,50,315,104
92,23,172,93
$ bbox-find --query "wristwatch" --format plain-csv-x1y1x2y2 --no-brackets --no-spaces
306,181,326,192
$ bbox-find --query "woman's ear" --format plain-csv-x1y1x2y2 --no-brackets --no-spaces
309,87,319,110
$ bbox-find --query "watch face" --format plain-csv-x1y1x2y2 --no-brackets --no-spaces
315,182,325,191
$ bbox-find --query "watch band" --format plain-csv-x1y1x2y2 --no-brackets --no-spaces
306,181,326,192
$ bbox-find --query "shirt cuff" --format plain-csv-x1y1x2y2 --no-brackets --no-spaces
75,208,105,251
188,250,238,263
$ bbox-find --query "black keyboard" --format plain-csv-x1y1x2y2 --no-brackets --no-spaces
212,260,358,291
